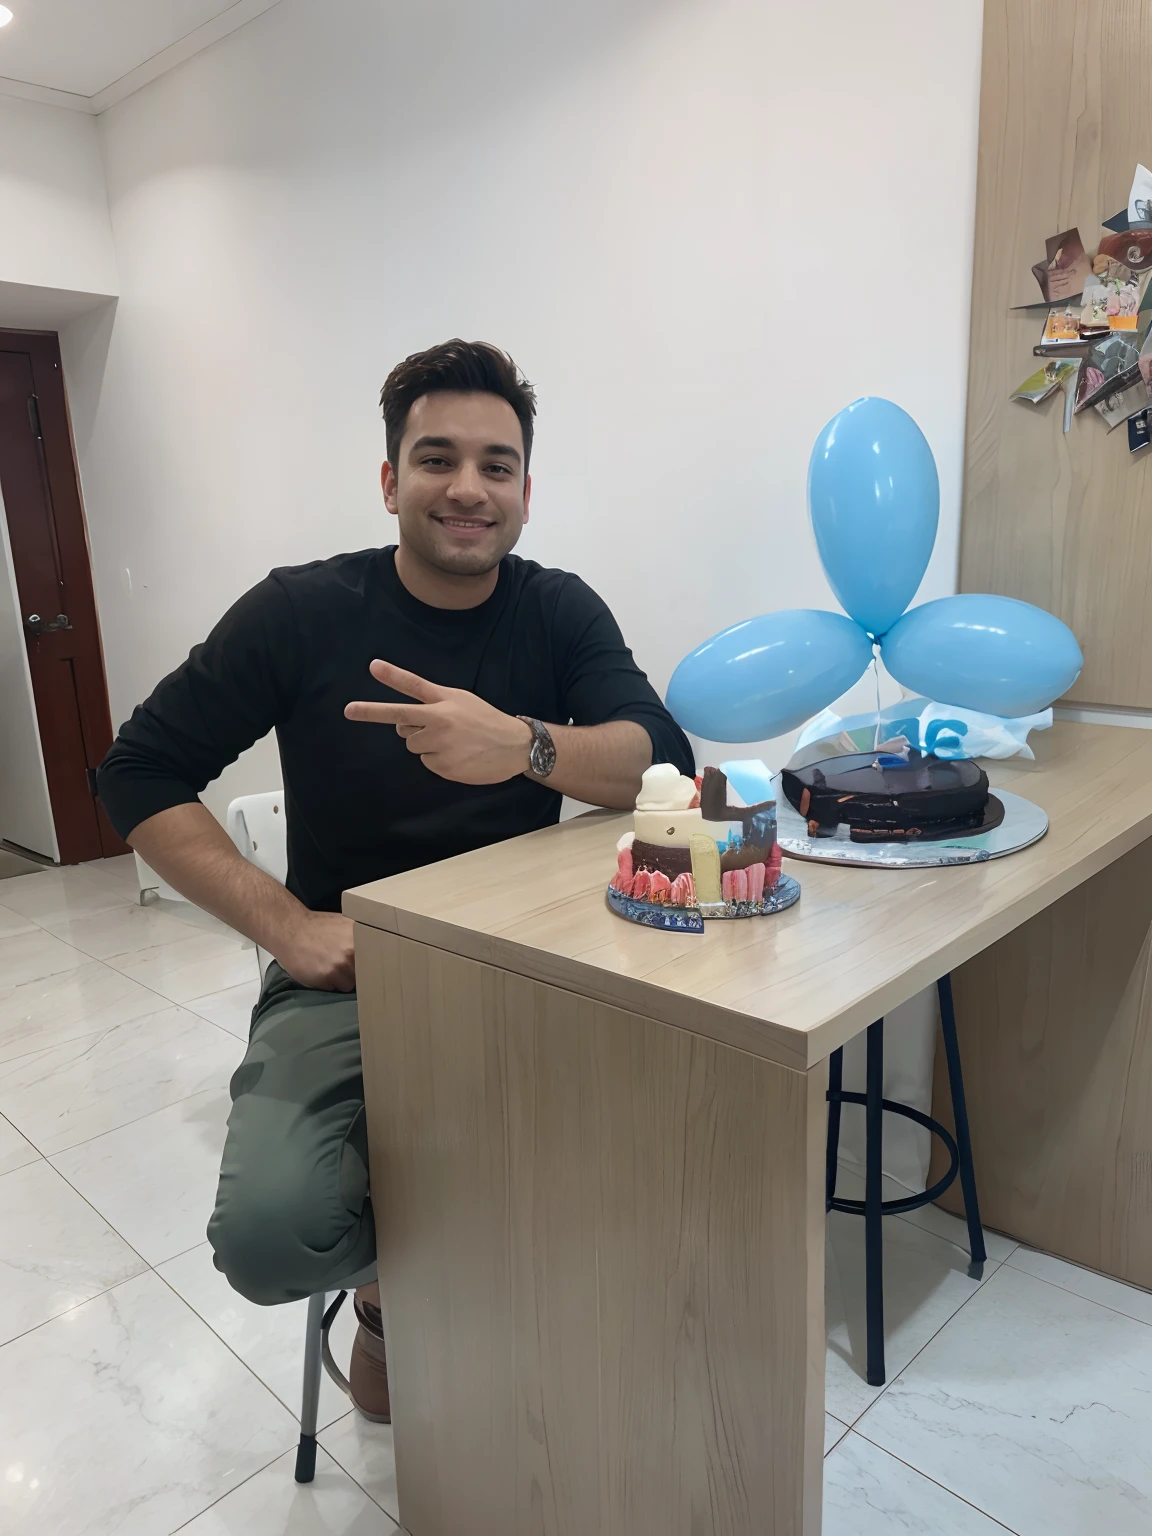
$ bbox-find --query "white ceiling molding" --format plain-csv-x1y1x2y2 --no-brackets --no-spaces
88,0,284,112
0,73,94,113
0,0,284,115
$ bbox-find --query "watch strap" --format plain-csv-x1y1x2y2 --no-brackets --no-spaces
517,716,557,779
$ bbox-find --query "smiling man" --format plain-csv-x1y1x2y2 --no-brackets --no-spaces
96,339,694,1426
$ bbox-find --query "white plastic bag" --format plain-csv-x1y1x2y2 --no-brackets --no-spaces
793,697,1052,762
916,702,1052,761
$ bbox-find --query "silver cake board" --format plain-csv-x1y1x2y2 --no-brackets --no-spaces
606,872,801,933
776,782,1048,869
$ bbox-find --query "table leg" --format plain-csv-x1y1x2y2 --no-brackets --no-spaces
356,927,828,1536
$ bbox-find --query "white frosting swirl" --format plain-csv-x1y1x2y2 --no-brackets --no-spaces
636,762,697,812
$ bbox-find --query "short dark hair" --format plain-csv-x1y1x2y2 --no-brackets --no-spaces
379,339,537,472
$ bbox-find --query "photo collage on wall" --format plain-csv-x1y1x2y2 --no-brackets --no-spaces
1011,165,1152,454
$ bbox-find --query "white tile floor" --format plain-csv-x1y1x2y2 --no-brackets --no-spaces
1,855,1151,1534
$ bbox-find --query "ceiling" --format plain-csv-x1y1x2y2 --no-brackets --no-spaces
0,0,283,112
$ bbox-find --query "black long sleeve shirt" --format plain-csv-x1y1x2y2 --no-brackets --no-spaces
98,547,695,913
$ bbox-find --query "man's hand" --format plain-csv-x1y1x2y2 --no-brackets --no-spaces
273,911,356,992
345,661,533,784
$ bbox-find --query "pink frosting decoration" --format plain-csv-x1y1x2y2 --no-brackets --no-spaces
610,871,634,897
670,872,695,907
648,870,673,904
766,843,783,889
746,862,766,903
721,870,735,903
617,846,634,882
632,868,652,901
731,867,749,903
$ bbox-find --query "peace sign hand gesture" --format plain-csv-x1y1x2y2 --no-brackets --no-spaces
345,661,534,785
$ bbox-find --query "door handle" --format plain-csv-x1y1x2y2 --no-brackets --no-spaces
25,613,72,635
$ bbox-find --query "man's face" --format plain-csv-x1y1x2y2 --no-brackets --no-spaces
383,390,531,576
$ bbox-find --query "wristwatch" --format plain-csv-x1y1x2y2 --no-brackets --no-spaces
518,716,557,779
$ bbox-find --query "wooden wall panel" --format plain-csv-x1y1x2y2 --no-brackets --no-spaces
960,0,1152,706
930,838,1152,1287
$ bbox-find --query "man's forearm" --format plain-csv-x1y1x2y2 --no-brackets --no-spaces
128,802,309,953
533,719,654,809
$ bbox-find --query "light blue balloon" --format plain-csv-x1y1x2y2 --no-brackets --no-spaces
667,609,874,743
880,594,1083,717
808,397,940,638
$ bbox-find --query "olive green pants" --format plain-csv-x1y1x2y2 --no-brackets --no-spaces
207,961,377,1305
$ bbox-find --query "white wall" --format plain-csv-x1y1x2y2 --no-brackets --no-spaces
0,96,117,299
0,96,117,860
86,0,984,818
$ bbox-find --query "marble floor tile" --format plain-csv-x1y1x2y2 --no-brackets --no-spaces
0,1270,297,1536
0,1112,39,1176
858,1262,1152,1535
187,977,262,1040
81,854,142,895
40,901,217,961
0,961,164,1065
824,1433,1012,1534
147,894,244,941
825,1207,992,1424
319,1412,398,1523
832,1162,1018,1265
51,1088,231,1265
0,1158,146,1344
0,1007,243,1155
0,928,88,990
1007,1245,1152,1327
0,901,37,940
104,929,258,1005
158,1243,358,1430
0,865,134,925
177,1446,398,1534
825,1413,849,1455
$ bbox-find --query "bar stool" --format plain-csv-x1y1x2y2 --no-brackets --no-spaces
294,1262,378,1482
825,974,986,1387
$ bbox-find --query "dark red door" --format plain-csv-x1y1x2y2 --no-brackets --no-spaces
0,330,127,863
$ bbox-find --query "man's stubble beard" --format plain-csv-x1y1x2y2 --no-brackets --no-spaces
400,508,524,578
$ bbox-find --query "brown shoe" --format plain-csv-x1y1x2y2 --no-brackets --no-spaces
349,1294,391,1424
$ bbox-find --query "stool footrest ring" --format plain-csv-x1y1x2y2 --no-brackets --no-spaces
826,1090,960,1216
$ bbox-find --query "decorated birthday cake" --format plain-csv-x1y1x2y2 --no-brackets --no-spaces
780,747,998,843
608,761,798,929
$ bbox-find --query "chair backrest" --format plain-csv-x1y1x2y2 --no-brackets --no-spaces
226,790,287,980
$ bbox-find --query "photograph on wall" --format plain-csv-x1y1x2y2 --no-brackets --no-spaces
1105,265,1150,331
1129,162,1152,225
1039,306,1082,347
1095,375,1150,430
1073,333,1141,413
1079,277,1111,335
1011,359,1080,405
1098,228,1152,272
1031,227,1092,303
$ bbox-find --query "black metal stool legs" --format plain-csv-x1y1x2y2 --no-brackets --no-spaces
937,974,987,1279
864,1019,886,1385
826,1046,844,1208
826,980,987,1389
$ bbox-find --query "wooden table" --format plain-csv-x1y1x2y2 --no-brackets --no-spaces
345,722,1152,1536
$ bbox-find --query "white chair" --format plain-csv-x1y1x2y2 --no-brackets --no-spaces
225,789,377,1483
225,789,288,981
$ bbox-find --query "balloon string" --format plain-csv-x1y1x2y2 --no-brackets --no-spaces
873,647,882,751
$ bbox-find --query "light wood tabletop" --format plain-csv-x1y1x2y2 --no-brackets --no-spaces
345,722,1152,1072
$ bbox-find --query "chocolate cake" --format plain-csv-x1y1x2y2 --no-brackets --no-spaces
780,750,998,843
